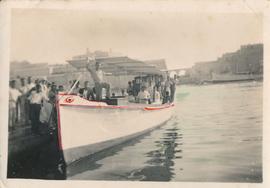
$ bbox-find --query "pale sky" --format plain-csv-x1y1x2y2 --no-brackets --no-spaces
11,9,263,69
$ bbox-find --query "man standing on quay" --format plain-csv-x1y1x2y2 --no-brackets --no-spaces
28,84,48,134
18,78,28,125
9,80,21,131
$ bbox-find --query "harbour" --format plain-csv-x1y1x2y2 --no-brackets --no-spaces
5,8,264,184
8,81,262,182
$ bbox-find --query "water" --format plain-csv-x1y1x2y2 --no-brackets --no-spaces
68,82,263,182
8,81,262,182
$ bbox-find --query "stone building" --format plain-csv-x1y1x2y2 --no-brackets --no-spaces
188,43,263,83
67,55,166,89
10,61,49,80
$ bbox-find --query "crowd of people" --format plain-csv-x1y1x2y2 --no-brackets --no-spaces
127,75,176,104
9,76,64,134
8,71,111,134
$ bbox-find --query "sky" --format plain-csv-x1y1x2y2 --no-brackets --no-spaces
11,9,263,69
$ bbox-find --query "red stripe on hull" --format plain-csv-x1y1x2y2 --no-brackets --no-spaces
144,103,174,111
59,103,174,110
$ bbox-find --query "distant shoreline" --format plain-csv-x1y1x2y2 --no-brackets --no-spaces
177,79,263,86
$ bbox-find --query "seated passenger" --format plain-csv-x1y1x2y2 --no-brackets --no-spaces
152,88,161,104
58,85,64,92
137,86,150,104
79,81,95,100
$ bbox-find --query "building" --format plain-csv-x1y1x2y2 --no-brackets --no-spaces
188,43,263,83
144,59,167,71
10,50,168,89
10,61,49,79
47,64,79,86
67,52,167,89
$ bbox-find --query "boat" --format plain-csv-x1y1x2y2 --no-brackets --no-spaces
56,53,175,171
56,94,174,167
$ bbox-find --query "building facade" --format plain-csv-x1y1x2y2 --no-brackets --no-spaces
187,43,263,83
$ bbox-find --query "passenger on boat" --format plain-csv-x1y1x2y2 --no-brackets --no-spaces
155,76,162,92
164,76,171,96
131,80,136,96
133,77,141,96
137,86,151,104
162,91,171,104
127,81,135,102
148,81,154,102
160,77,166,98
58,85,64,92
71,80,81,94
79,81,95,100
87,61,110,100
121,89,125,96
127,81,133,96
152,86,161,104
141,77,148,88
170,78,176,102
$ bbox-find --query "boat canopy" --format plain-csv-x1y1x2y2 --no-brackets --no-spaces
67,56,164,76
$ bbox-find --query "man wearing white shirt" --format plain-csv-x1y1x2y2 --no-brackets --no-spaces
153,87,161,104
9,80,21,131
19,78,28,94
87,61,110,100
28,84,48,134
137,86,151,104
40,79,48,96
26,76,35,91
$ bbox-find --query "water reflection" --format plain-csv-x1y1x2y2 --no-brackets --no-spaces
67,129,156,178
128,119,183,181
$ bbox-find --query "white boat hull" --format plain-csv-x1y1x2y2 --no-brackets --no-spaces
57,94,174,166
